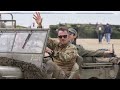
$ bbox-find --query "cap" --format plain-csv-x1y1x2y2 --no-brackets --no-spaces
68,28,77,36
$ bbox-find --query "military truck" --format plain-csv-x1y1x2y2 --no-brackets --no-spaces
0,12,120,79
0,28,119,79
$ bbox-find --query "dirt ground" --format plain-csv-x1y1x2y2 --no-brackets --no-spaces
76,39,120,57
53,38,120,57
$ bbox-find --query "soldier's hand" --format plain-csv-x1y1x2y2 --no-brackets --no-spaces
33,12,42,26
44,52,50,57
45,47,53,55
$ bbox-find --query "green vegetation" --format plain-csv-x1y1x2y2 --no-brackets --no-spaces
49,23,120,39
15,24,120,39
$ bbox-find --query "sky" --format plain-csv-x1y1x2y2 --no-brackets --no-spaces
0,11,120,28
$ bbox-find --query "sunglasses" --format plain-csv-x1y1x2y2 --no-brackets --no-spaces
58,35,67,38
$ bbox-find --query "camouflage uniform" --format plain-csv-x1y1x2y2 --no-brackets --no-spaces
68,28,118,64
76,45,105,63
43,38,79,79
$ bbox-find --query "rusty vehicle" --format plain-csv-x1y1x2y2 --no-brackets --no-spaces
80,48,120,79
0,12,119,79
80,62,119,79
0,28,119,79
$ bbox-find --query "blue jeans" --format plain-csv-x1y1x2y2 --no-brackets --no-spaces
105,33,111,43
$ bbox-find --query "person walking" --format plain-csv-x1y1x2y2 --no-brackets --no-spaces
96,23,104,44
104,23,112,44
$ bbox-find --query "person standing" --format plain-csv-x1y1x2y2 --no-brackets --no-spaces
96,23,104,44
104,23,112,44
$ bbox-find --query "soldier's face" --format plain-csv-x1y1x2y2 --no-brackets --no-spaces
69,32,76,42
58,31,69,45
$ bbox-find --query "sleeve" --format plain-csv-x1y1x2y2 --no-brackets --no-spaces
37,24,42,28
82,50,105,57
53,45,78,62
47,38,59,50
76,45,105,57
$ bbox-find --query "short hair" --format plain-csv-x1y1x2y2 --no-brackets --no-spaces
57,26,69,33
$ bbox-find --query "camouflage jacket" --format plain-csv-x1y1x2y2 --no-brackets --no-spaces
75,45,105,63
47,38,78,75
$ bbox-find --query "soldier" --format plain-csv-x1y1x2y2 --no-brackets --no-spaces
68,28,120,64
104,23,112,44
33,12,80,79
68,28,78,45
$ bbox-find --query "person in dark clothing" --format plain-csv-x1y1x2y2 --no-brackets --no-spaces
104,23,112,44
95,23,104,44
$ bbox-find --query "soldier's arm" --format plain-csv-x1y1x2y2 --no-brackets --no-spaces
35,21,57,50
47,38,59,50
33,12,43,28
33,12,59,50
36,25,58,50
52,45,78,62
76,45,105,57
82,50,105,57
37,25,42,28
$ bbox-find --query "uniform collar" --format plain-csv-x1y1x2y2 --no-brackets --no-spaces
58,42,70,48
69,41,76,45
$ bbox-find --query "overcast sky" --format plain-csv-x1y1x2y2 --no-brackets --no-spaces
0,11,120,28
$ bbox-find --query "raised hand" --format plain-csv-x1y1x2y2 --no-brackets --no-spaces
33,12,42,26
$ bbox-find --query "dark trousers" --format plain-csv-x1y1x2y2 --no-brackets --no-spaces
98,33,103,43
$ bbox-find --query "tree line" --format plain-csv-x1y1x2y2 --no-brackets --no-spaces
49,23,120,39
